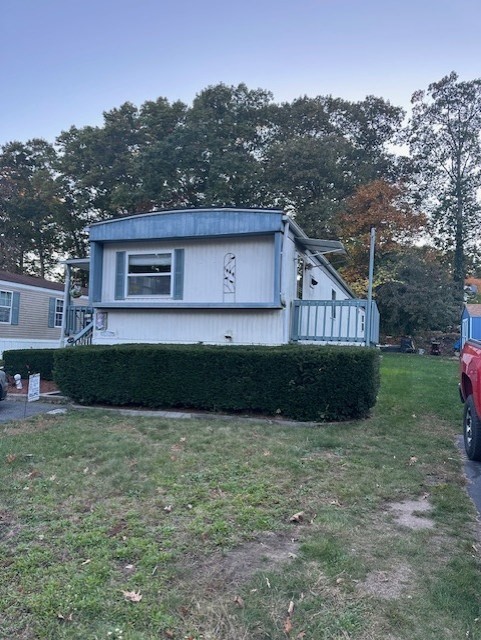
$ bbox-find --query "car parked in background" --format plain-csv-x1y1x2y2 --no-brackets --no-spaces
460,339,481,459
0,369,7,401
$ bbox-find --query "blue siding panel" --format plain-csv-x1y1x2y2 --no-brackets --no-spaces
115,251,126,300
89,209,284,243
48,297,56,328
90,242,104,303
173,248,185,300
273,231,282,305
11,292,20,325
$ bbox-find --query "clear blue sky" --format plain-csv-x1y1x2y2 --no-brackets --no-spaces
2,0,480,145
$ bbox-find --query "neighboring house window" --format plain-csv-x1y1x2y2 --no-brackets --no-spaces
127,253,172,296
360,314,365,333
0,290,13,323
55,298,64,328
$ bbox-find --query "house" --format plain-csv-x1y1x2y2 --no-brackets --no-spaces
0,270,87,357
461,304,481,348
62,208,379,347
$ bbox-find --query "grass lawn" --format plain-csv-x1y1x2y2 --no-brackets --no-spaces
0,354,479,639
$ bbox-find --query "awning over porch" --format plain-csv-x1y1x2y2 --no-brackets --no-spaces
295,237,346,256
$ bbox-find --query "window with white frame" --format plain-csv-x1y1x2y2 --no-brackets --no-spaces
0,290,13,323
127,253,172,296
55,298,64,328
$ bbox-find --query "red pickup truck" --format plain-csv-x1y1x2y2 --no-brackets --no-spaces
460,340,481,460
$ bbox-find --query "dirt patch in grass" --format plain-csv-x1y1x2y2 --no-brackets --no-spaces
388,496,435,530
2,416,57,436
358,563,414,599
182,531,300,590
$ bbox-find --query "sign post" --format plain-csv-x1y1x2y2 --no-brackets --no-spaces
28,373,41,403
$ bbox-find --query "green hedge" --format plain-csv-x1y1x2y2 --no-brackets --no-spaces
54,344,380,421
3,348,56,381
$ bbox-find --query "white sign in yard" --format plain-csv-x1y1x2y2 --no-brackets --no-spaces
28,373,41,402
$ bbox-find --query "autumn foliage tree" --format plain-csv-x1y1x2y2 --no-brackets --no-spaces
336,180,427,295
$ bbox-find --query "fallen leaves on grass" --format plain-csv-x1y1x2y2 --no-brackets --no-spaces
57,613,73,622
289,511,304,523
233,595,244,608
121,590,143,603
6,454,17,464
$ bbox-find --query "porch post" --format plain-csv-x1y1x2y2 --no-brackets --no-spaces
60,263,72,347
365,227,376,347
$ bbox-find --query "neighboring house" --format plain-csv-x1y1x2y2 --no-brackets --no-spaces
63,208,379,347
0,270,87,357
461,304,481,348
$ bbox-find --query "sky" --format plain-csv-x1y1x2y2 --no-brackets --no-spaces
1,0,480,146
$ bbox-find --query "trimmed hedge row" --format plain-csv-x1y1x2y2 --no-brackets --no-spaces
53,344,380,421
3,348,56,381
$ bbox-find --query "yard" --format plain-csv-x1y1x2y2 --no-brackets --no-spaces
0,354,479,639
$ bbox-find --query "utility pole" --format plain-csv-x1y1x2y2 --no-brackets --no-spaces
365,227,376,347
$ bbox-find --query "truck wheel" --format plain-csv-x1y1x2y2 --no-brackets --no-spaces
464,396,481,461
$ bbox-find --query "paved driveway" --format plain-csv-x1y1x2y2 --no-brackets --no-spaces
0,398,65,422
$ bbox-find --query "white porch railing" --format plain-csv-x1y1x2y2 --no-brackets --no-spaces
291,300,380,346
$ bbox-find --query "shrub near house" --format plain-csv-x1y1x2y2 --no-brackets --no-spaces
53,344,380,421
3,348,56,381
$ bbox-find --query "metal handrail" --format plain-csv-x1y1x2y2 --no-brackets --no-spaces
67,322,94,346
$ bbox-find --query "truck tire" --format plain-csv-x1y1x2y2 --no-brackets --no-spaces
464,395,481,461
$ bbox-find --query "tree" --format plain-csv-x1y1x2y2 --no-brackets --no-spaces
265,95,405,236
375,247,459,335
0,139,66,277
407,72,481,298
264,134,355,236
172,83,274,207
336,180,427,295
56,102,146,219
136,97,188,208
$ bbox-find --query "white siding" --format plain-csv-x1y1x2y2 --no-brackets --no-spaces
102,236,275,304
92,308,287,346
